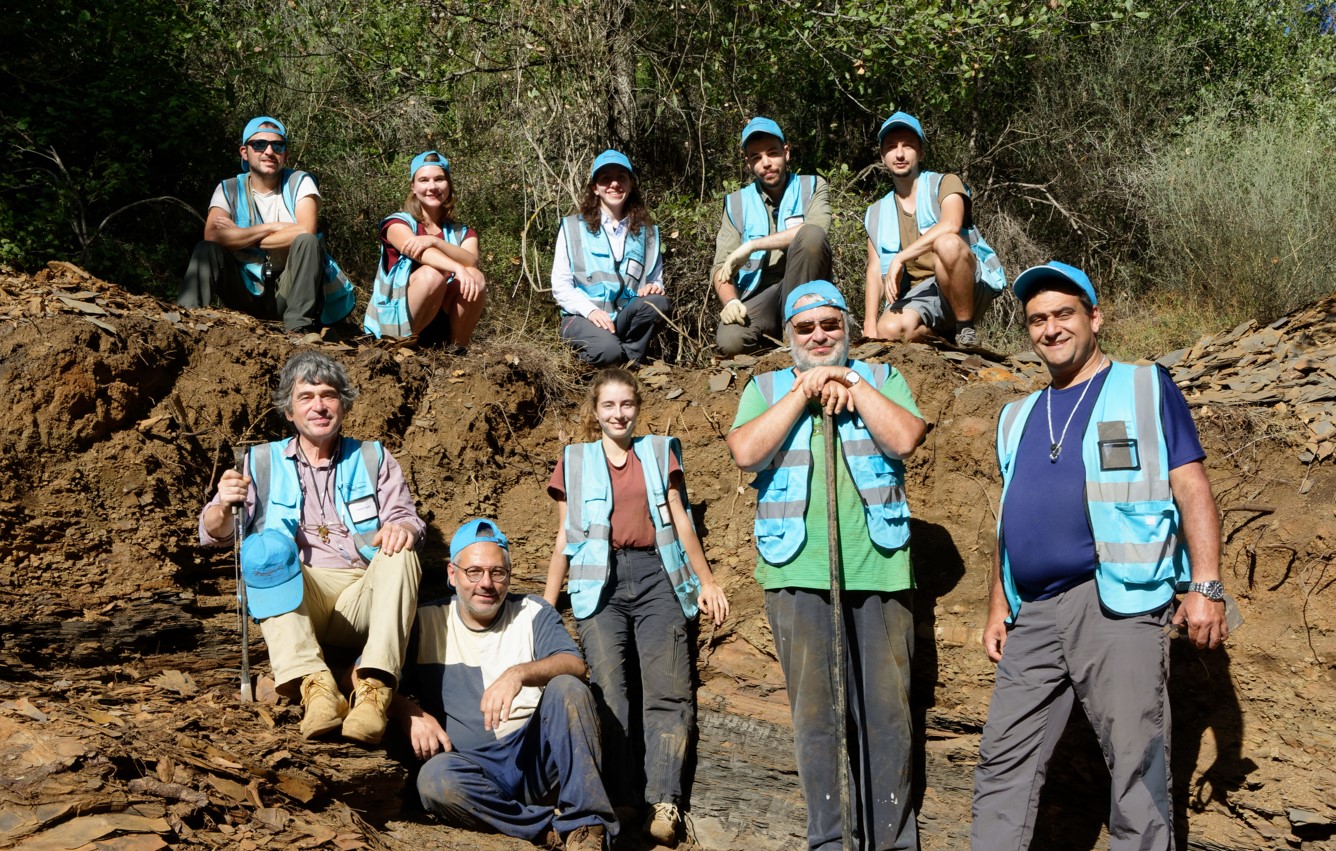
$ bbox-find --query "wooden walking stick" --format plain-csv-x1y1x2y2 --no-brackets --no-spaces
233,446,254,703
823,409,854,849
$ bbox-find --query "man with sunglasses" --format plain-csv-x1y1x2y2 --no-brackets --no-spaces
391,519,615,851
178,115,355,344
727,281,927,850
712,117,833,355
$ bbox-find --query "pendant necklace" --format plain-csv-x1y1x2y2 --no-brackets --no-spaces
297,443,337,543
1046,356,1107,462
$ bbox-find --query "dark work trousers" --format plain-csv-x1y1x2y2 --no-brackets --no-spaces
716,223,833,355
560,294,670,367
177,233,325,331
766,586,918,851
970,578,1174,851
416,675,618,842
576,547,692,809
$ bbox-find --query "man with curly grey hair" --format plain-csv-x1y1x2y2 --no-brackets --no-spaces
198,351,424,745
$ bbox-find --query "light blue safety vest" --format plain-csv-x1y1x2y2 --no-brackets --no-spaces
363,212,471,338
558,214,661,321
750,360,911,564
561,435,701,619
863,170,1006,296
995,362,1189,620
246,437,384,563
221,169,357,326
725,174,817,299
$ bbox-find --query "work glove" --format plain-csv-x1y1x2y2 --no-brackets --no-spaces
720,298,748,325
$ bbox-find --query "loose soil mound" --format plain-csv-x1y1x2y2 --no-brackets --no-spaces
1,264,1333,850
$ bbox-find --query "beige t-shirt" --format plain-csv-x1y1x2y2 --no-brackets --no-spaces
895,173,967,284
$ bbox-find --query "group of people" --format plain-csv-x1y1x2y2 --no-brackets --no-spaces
191,112,1233,851
176,110,1007,359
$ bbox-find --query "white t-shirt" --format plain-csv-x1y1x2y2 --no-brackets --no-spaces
209,175,321,270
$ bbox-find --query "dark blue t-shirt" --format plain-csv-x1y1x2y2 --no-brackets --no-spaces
999,365,1205,601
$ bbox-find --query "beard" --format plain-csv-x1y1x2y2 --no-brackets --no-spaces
792,333,849,372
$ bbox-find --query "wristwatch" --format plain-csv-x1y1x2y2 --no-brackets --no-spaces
844,370,861,387
1187,580,1225,601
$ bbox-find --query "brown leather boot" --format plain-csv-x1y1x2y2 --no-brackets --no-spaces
341,676,392,745
563,824,605,851
298,670,348,740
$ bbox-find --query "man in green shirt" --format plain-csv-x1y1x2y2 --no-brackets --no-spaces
727,280,926,850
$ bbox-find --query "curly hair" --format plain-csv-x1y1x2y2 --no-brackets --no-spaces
404,153,456,226
578,171,652,236
577,368,642,442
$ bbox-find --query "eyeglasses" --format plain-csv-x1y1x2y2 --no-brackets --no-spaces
791,317,843,335
459,566,511,583
247,139,287,153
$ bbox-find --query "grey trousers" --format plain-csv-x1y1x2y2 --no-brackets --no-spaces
178,233,325,331
560,294,669,367
716,223,832,356
970,578,1174,851
767,587,918,851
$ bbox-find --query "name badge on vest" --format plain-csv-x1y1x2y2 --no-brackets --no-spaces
1096,421,1141,471
656,501,671,526
347,495,378,524
625,259,644,282
784,215,805,230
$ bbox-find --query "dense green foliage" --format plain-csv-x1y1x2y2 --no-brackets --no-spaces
2,0,1332,357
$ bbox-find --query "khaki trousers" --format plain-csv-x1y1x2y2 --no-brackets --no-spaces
259,548,421,687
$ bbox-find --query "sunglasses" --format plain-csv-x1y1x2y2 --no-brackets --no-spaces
246,139,287,153
792,317,843,335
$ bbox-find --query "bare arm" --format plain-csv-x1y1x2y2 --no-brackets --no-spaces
846,377,926,459
390,693,452,760
864,239,883,337
203,206,286,250
480,652,587,731
982,546,1009,662
1168,461,1228,649
892,191,966,264
726,379,809,471
544,500,570,607
666,476,729,625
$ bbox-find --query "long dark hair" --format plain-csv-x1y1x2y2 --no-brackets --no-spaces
579,174,652,236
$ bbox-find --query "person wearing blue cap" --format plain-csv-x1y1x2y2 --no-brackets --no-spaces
177,115,356,344
363,150,486,350
543,367,729,846
863,111,1006,348
971,262,1228,851
199,351,426,745
551,149,668,367
391,519,615,851
727,280,927,850
711,117,833,355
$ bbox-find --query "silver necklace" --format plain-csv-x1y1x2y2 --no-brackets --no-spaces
1046,357,1107,462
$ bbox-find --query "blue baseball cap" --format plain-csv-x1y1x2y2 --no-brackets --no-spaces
1012,261,1099,307
450,518,510,562
784,280,849,323
410,150,451,179
240,529,303,619
740,116,785,150
877,111,925,146
241,116,287,145
590,149,634,180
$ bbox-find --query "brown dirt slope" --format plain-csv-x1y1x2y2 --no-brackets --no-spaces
0,263,1333,850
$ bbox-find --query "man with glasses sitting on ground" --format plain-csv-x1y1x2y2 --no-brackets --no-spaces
391,519,616,851
177,115,355,343
726,281,927,850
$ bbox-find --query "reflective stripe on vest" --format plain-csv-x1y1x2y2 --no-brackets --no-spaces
222,169,356,325
863,171,1007,294
749,360,911,564
247,437,384,562
995,362,1189,620
561,435,701,619
559,214,660,321
725,174,816,299
362,212,469,338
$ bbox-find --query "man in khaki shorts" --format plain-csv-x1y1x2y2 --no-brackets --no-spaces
198,351,423,744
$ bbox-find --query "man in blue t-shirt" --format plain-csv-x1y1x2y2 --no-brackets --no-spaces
970,262,1229,851
391,519,615,851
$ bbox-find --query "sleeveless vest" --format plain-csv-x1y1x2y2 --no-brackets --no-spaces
221,169,356,325
995,362,1189,619
559,214,661,321
724,174,817,298
749,360,911,564
363,212,470,338
863,170,1006,295
246,437,384,562
561,435,701,619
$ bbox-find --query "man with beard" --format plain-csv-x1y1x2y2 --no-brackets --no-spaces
711,117,833,355
726,280,927,850
392,519,615,851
